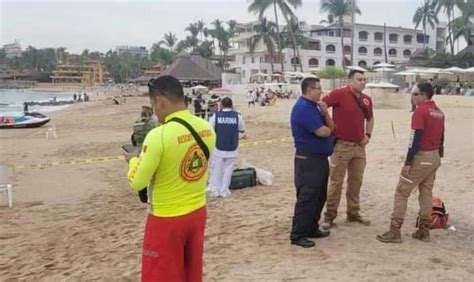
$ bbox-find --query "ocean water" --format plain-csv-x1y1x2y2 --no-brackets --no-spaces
0,89,74,116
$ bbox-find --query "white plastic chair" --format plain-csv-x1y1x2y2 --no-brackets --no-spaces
45,124,57,140
0,165,14,208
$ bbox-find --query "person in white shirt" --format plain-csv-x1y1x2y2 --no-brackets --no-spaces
247,91,255,107
207,97,246,197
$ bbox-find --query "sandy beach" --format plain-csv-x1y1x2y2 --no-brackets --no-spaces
0,88,473,281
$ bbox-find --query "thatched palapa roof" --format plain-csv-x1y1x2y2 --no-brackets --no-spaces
159,52,222,82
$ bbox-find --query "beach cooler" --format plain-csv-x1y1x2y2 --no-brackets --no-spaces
229,168,257,190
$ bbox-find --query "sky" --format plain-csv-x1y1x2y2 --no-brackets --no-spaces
0,0,466,54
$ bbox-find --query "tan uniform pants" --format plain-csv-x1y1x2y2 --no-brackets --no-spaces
391,150,441,225
324,141,366,221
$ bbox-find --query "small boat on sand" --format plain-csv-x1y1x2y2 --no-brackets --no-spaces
0,112,51,129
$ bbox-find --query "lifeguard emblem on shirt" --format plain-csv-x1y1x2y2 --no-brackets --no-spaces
180,144,208,182
362,98,370,106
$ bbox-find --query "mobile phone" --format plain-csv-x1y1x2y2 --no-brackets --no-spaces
122,144,137,153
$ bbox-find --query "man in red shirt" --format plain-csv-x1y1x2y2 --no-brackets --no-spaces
377,83,445,243
320,69,374,228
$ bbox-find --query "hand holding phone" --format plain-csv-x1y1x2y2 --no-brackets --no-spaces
122,144,137,153
122,144,139,163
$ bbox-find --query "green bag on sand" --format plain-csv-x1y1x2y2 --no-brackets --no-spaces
229,168,257,190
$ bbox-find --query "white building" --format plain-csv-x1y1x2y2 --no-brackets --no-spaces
115,46,149,57
229,21,447,83
2,40,22,59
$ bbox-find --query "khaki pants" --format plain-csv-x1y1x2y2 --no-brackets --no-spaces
391,150,441,225
324,141,367,221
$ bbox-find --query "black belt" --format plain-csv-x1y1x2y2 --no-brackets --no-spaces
295,149,329,159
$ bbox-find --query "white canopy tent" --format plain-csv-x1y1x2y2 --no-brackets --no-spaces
366,82,399,89
444,66,466,73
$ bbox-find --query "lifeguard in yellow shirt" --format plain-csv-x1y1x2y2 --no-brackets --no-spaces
125,75,215,282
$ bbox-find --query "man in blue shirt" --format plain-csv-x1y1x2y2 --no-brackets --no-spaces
290,77,334,248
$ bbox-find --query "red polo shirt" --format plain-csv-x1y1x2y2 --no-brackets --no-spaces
322,86,373,142
412,100,445,150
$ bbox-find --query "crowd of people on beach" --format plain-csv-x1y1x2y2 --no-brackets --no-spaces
246,87,296,107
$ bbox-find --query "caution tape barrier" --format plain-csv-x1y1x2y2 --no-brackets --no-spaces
13,137,293,170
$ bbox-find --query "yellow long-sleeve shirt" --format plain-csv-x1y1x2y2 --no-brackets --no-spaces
127,109,215,217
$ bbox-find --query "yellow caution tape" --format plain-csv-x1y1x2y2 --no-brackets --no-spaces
14,155,125,170
13,137,293,170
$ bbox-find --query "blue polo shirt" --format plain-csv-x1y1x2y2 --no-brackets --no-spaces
290,96,333,156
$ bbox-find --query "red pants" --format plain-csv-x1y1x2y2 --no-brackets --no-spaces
141,206,207,282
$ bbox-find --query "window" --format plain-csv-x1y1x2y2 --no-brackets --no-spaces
326,44,336,53
308,41,321,50
403,49,412,57
359,31,368,41
242,56,246,64
326,59,335,66
358,60,367,67
308,58,319,67
374,32,383,42
403,35,412,44
344,45,351,54
251,56,255,63
389,48,397,57
389,33,398,43
290,57,301,65
358,46,367,55
374,47,383,56
417,34,429,44
260,56,263,63
329,31,335,37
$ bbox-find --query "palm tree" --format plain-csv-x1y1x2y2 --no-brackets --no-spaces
320,14,335,24
283,18,308,71
249,17,279,73
227,20,238,37
196,20,205,41
320,0,361,67
450,12,473,47
413,0,439,50
248,0,285,72
210,19,232,68
185,36,199,52
275,1,303,73
160,32,178,53
185,23,200,38
434,0,464,54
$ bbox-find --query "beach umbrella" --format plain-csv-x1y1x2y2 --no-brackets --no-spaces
375,67,396,72
346,65,368,72
406,68,439,75
210,87,233,95
374,62,395,68
394,71,417,76
191,85,208,90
